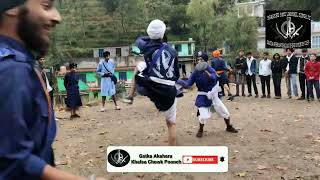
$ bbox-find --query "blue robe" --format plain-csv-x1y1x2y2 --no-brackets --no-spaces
0,35,56,179
96,59,116,97
64,72,82,108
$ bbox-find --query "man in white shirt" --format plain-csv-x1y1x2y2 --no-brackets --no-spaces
284,48,299,99
259,52,272,98
245,52,259,97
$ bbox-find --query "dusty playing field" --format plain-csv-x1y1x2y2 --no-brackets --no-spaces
54,83,320,180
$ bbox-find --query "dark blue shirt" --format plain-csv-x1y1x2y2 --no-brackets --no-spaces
0,35,56,179
184,67,217,107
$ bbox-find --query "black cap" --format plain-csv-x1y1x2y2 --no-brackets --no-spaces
0,0,26,13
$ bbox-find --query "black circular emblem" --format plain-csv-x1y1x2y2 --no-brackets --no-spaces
108,149,130,167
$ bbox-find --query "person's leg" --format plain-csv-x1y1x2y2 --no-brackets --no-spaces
286,73,292,98
240,74,245,96
266,75,271,97
197,107,211,138
163,99,177,145
298,74,305,99
291,74,299,98
224,118,238,133
111,95,120,110
278,74,282,97
307,80,314,100
306,76,310,99
235,73,240,96
314,80,320,100
246,75,252,96
252,75,259,97
272,75,278,97
100,96,106,111
260,75,266,97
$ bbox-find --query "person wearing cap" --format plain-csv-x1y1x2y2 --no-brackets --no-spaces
234,49,247,96
64,63,82,119
211,50,234,101
245,52,259,98
0,1,104,179
123,19,180,145
177,51,238,137
96,51,121,112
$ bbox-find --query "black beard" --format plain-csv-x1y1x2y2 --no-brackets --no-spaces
17,7,49,56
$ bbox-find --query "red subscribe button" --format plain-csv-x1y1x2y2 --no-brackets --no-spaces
182,156,218,164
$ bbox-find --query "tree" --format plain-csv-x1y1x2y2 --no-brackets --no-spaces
187,0,219,51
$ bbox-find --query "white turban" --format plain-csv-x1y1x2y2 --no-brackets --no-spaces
147,19,166,40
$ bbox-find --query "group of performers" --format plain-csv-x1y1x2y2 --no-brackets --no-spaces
123,19,238,145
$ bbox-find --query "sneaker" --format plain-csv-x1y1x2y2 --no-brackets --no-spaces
267,94,271,98
297,97,305,100
242,94,246,97
122,96,133,104
261,95,266,98
234,94,239,97
274,96,281,99
255,94,259,98
74,114,81,118
247,94,252,97
287,96,292,99
115,106,121,110
310,97,315,101
227,96,234,101
226,125,238,133
99,108,106,112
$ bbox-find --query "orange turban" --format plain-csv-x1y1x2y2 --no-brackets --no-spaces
212,50,221,58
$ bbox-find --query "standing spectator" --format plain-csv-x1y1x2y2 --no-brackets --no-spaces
271,53,285,99
234,49,247,97
259,52,272,98
283,48,299,99
64,63,82,119
297,49,309,100
211,50,234,100
36,56,54,101
97,51,121,112
245,52,259,98
305,53,320,101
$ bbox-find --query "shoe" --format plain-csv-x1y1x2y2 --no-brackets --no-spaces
297,97,305,100
261,95,266,98
227,96,234,101
247,94,252,97
274,96,281,99
255,94,259,98
226,125,238,133
99,108,106,112
70,115,76,120
74,114,81,118
242,94,246,97
287,96,292,99
310,97,315,101
196,123,204,138
115,106,121,110
234,94,239,97
267,95,271,98
176,90,184,98
122,96,133,104
294,96,300,100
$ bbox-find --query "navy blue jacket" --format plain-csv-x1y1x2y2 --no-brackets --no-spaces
0,35,56,179
246,58,257,75
184,66,218,107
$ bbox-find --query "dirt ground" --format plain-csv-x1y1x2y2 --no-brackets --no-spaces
54,83,320,180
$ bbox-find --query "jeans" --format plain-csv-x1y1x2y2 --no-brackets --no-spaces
307,80,320,99
298,73,309,99
235,73,246,95
246,74,258,95
272,73,282,97
286,73,298,97
260,75,271,96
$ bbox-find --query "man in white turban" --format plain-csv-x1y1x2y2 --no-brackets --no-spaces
123,19,180,145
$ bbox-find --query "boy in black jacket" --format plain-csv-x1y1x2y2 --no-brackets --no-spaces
234,49,247,96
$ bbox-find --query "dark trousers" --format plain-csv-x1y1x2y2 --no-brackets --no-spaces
246,74,258,95
260,75,271,95
307,80,320,99
299,73,309,99
272,73,282,97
